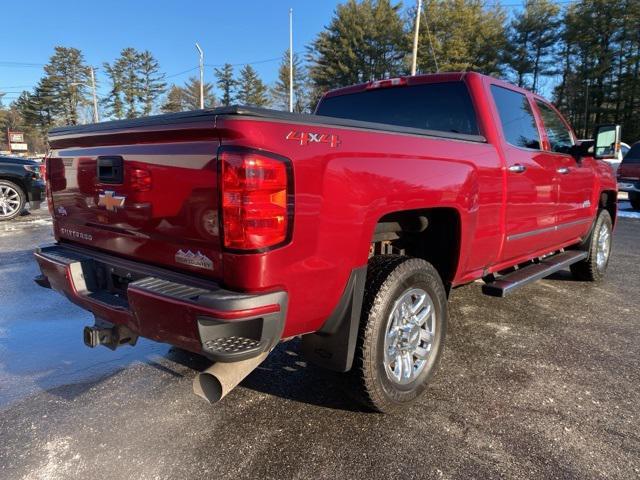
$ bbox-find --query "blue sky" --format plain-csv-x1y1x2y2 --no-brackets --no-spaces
0,0,528,104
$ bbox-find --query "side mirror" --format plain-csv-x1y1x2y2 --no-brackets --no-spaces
567,140,592,162
593,124,622,160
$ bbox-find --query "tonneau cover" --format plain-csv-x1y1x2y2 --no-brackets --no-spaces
49,105,486,144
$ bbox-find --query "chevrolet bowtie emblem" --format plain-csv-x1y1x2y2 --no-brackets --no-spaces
98,190,126,212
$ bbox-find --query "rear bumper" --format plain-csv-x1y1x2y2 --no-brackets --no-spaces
34,243,287,361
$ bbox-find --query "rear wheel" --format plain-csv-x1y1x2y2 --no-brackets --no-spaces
0,180,25,221
351,255,447,412
629,192,640,210
570,209,613,281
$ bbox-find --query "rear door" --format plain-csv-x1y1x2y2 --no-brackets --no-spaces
490,85,560,262
535,100,594,242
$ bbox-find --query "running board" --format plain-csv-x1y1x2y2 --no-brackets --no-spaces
482,251,588,298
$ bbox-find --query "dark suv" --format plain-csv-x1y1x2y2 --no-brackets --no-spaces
0,156,45,220
618,142,640,210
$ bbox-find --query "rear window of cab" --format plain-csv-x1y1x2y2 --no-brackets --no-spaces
316,81,480,136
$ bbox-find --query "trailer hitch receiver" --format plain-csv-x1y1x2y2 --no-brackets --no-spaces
83,318,138,350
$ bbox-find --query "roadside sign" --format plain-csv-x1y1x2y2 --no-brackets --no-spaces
7,131,28,152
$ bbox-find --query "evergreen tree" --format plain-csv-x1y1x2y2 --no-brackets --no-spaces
214,63,237,106
138,50,167,116
102,61,125,119
414,0,507,75
103,48,165,119
553,0,631,138
271,50,308,112
236,65,269,107
42,46,91,125
121,48,143,119
504,0,560,91
307,0,407,104
182,77,215,110
161,85,186,113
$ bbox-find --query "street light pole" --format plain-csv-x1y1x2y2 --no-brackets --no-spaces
289,8,294,113
411,0,423,76
195,43,204,109
89,67,99,123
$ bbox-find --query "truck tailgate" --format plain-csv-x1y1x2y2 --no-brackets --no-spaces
47,116,222,279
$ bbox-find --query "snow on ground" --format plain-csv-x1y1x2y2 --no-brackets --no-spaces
617,201,640,219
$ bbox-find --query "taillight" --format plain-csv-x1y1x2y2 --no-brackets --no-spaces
129,167,152,191
44,157,54,215
39,163,46,180
220,148,292,251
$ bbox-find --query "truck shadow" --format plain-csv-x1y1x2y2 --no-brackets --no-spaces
163,339,367,412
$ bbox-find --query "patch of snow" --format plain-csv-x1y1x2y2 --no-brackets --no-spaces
618,201,640,219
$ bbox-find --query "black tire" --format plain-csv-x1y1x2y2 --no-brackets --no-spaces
570,209,613,281
351,255,447,412
629,192,640,210
0,180,26,221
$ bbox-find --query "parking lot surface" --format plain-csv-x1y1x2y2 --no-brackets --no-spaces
0,207,638,480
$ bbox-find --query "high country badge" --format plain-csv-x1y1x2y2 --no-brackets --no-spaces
174,249,214,270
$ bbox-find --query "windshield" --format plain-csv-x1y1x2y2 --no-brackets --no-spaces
622,144,640,164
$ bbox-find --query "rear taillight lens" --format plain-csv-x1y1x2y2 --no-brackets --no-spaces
220,148,292,251
39,163,46,180
128,167,152,191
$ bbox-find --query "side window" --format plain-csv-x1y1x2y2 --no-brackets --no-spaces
536,101,574,154
490,85,540,150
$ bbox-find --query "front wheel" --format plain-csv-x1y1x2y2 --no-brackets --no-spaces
570,209,613,281
351,255,447,412
629,192,640,210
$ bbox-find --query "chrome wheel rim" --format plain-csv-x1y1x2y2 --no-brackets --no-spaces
383,287,436,385
596,222,611,269
0,185,20,217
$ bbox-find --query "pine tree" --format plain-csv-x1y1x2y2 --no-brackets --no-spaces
236,65,269,107
42,46,91,125
414,0,507,75
138,50,166,116
103,48,166,119
182,77,215,110
308,0,407,103
102,61,125,119
504,0,560,91
271,50,308,112
214,63,237,106
161,85,186,113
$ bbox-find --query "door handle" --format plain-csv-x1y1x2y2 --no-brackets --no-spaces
557,167,570,174
508,164,527,173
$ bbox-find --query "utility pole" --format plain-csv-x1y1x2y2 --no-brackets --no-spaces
89,67,99,123
411,0,423,76
195,43,204,109
289,8,294,113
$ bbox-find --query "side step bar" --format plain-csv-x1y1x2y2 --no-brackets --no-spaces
482,250,588,298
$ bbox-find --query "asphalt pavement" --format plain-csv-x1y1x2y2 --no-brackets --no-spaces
0,206,638,480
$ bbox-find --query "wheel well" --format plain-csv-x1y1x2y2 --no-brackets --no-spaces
0,176,26,197
372,208,461,287
600,190,617,225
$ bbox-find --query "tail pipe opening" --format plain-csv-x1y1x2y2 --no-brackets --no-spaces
193,352,269,404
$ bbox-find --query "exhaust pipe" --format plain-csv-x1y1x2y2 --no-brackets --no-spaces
193,352,269,404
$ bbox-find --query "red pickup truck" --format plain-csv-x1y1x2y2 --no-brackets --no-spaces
35,72,619,412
